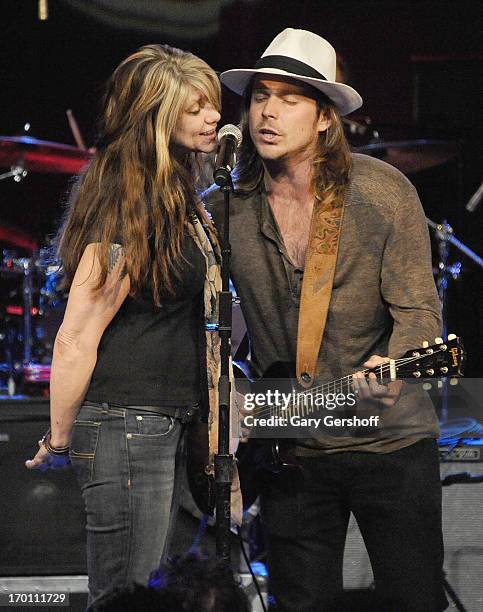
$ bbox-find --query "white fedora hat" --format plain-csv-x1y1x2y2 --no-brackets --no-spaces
220,28,363,116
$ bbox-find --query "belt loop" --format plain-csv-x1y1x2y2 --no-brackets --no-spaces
101,402,109,414
181,406,198,424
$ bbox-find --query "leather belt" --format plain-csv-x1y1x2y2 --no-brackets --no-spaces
126,404,198,423
83,401,198,423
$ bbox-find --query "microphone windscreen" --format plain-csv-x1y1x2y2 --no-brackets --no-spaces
217,124,243,146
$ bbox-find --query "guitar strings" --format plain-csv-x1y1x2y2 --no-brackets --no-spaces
239,347,454,421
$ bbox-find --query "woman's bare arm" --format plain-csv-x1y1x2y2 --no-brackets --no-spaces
26,243,130,468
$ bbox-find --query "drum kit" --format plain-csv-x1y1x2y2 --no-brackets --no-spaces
0,125,481,397
0,135,92,395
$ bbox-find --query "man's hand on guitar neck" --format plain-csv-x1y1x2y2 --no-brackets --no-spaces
352,355,403,408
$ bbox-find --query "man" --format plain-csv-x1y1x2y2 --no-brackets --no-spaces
205,29,447,612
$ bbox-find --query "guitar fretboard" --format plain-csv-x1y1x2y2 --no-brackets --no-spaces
255,349,450,421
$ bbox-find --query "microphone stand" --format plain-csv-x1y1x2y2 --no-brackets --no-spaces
426,217,483,423
426,218,483,270
214,172,235,562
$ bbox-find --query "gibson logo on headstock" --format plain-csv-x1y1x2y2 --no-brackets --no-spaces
450,347,459,367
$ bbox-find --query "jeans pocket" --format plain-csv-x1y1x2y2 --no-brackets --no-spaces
69,420,101,486
130,413,175,437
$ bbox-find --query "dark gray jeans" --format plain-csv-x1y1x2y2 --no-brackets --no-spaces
69,402,185,608
261,438,448,612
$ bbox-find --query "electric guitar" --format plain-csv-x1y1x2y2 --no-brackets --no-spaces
186,335,465,514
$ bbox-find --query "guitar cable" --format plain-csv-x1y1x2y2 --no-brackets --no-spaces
237,526,268,612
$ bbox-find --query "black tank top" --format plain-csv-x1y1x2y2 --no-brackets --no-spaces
85,234,205,407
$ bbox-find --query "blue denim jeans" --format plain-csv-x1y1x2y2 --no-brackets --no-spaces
69,402,185,608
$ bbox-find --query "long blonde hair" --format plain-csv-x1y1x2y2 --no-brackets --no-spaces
235,82,352,208
57,44,220,303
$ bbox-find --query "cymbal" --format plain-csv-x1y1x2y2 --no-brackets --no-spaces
0,220,38,251
353,139,459,175
0,135,92,174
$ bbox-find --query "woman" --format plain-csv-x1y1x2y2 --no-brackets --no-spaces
25,44,221,606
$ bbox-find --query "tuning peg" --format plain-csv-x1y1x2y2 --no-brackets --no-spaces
447,333,456,340
422,341,429,348
423,382,432,391
434,337,443,344
449,377,459,386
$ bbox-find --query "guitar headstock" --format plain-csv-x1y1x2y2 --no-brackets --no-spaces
398,334,465,379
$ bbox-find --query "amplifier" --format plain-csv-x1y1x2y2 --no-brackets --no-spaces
0,397,86,575
439,439,483,462
344,458,483,611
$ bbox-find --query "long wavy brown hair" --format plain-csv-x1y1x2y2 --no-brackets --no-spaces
56,44,220,304
235,80,352,209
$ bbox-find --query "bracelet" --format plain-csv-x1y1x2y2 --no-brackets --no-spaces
41,429,70,456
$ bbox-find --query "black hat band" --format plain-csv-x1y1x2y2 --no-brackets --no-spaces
254,55,327,81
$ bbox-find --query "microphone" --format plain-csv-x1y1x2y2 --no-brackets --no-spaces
214,124,242,188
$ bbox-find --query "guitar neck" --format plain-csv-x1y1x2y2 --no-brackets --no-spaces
244,336,463,421
285,364,389,415
279,348,451,419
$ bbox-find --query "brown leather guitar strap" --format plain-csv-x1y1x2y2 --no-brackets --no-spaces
296,196,345,388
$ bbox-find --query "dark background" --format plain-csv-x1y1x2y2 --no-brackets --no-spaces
0,0,482,375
